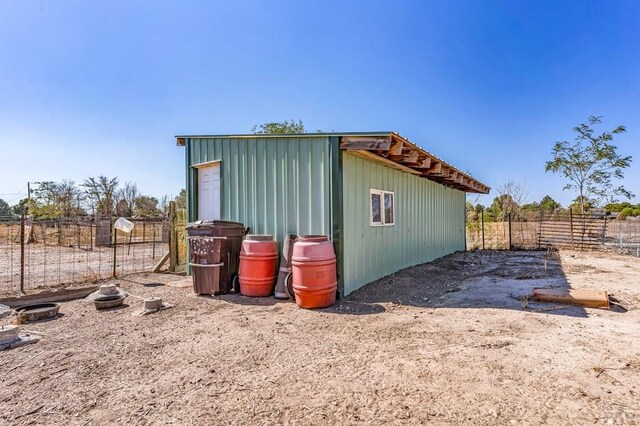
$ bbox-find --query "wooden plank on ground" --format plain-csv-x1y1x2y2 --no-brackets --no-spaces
532,288,610,309
0,286,98,308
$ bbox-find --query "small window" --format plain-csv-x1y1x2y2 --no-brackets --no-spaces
370,189,395,226
371,192,382,224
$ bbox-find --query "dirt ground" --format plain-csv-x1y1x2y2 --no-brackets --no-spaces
1,249,638,425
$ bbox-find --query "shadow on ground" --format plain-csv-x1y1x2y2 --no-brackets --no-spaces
347,250,593,318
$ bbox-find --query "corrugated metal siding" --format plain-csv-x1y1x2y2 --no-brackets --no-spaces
342,152,466,295
185,137,333,248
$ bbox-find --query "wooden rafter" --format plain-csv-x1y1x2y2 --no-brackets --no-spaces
388,137,404,156
416,157,431,169
340,136,391,151
400,150,419,164
424,162,442,176
338,134,490,194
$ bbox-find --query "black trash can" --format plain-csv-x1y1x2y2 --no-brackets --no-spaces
186,220,247,295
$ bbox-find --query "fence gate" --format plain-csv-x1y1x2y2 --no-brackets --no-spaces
95,218,112,246
538,213,607,250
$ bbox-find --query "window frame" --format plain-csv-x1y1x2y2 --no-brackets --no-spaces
369,188,395,226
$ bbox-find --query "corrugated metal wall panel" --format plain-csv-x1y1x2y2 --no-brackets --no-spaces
186,137,332,250
342,152,466,295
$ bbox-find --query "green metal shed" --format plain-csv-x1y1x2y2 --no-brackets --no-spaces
176,132,490,297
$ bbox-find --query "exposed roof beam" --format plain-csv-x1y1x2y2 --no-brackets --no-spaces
339,133,490,194
400,150,419,164
415,157,431,169
350,150,421,176
340,136,391,150
388,138,404,156
423,162,442,176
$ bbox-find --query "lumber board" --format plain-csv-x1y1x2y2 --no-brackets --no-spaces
341,133,490,194
0,286,98,308
415,157,431,169
340,136,391,150
532,288,610,308
423,162,442,175
388,138,404,156
400,149,419,164
153,252,171,272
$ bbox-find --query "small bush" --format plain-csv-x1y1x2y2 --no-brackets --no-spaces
618,207,634,220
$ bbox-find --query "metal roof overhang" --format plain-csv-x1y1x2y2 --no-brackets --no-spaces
339,133,490,194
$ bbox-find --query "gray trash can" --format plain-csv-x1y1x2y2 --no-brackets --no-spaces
186,221,247,295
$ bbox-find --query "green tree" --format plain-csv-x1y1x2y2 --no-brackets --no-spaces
115,182,139,216
0,198,11,217
82,176,119,217
521,202,540,214
159,195,170,215
618,207,634,220
545,116,633,214
604,201,634,213
539,195,561,213
174,189,186,210
487,194,518,221
569,196,593,214
31,180,84,218
134,195,161,217
11,198,28,215
251,119,305,134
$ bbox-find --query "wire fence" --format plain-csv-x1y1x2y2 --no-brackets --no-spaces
0,215,169,295
466,211,640,257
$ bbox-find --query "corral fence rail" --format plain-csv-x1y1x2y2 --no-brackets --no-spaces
466,210,640,257
0,215,170,294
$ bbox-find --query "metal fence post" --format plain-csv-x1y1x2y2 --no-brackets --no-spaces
481,207,485,250
569,210,574,249
112,221,117,278
538,210,543,249
508,212,512,251
20,207,26,294
127,227,133,256
168,201,177,272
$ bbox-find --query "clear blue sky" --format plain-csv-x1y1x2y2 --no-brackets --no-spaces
1,0,638,208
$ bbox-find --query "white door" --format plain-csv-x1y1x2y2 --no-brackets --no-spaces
197,163,221,220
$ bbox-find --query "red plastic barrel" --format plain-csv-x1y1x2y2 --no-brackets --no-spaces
291,235,337,309
239,235,278,297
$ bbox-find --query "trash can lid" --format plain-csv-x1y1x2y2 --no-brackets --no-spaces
186,220,245,230
246,234,273,241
